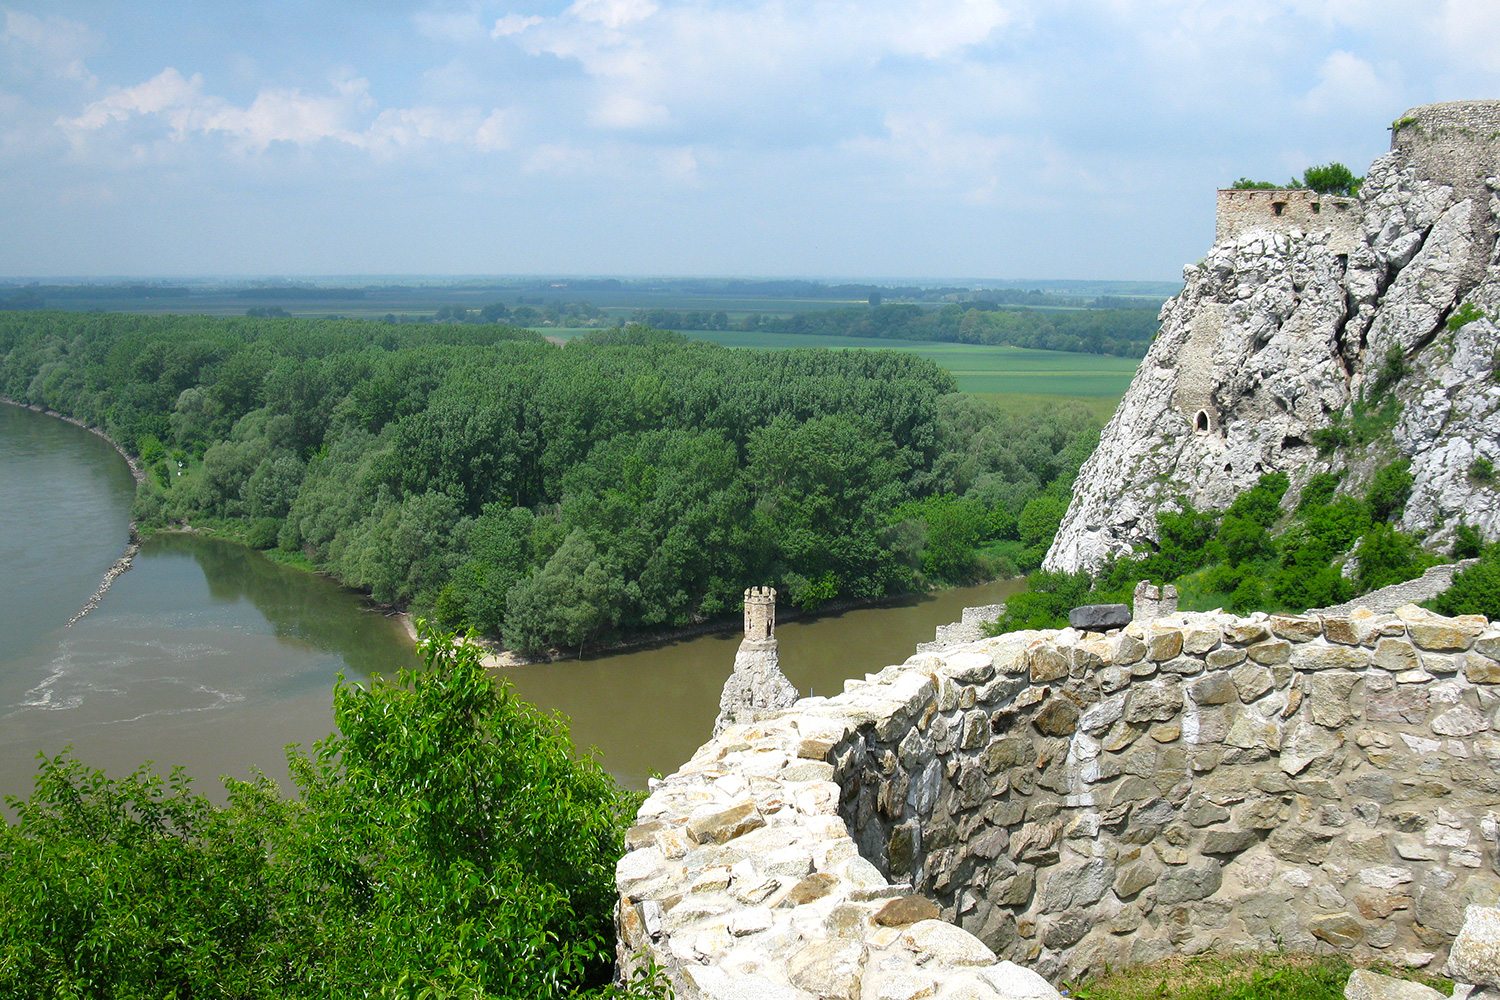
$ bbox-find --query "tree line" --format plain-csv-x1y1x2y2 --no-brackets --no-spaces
0,311,1098,655
635,302,1161,356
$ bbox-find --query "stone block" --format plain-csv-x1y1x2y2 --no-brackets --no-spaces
899,920,995,967
1232,663,1275,702
1183,623,1223,654
1294,642,1372,672
1208,646,1249,669
1125,681,1183,723
1432,705,1491,737
1114,859,1160,899
1111,633,1148,665
1397,605,1483,652
1450,906,1500,987
1028,643,1069,683
1367,686,1429,724
788,940,866,999
1069,603,1132,631
1248,639,1292,665
1309,672,1362,727
1155,862,1224,904
1344,968,1446,1000
687,800,765,845
1200,829,1259,855
1190,672,1239,706
1033,697,1080,737
1464,654,1500,684
1309,912,1365,948
1224,620,1270,644
1146,628,1184,662
1320,616,1361,646
1270,614,1322,642
874,895,940,927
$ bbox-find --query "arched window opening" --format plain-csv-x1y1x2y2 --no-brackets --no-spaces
1195,410,1211,433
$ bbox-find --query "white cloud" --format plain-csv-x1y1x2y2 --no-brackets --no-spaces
566,0,659,30
492,13,544,37
62,67,512,157
1437,0,1500,73
2,8,98,83
514,0,1022,136
1300,50,1398,116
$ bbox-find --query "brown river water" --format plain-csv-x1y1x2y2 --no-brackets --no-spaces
0,402,1021,797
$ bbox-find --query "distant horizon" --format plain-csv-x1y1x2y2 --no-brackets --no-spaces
4,3,1496,278
0,272,1184,287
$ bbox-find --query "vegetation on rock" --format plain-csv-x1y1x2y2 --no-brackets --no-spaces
992,464,1439,631
1068,953,1448,1000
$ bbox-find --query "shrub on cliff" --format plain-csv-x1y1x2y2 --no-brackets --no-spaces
1431,544,1500,619
0,626,650,998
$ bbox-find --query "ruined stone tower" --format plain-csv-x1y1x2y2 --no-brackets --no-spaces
742,585,776,645
713,586,798,737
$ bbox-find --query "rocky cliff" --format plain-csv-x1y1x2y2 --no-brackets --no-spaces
1046,101,1500,574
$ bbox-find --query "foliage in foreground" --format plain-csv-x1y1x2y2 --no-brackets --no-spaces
1067,953,1448,1000
0,626,654,999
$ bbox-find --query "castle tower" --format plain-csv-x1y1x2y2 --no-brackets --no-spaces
743,586,776,644
713,585,797,737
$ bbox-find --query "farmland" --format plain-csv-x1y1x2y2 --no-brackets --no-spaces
547,327,1138,419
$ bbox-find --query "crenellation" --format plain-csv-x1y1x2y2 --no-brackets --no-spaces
1215,187,1361,253
619,604,1500,997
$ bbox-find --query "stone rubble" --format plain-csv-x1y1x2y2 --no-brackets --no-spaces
617,604,1500,998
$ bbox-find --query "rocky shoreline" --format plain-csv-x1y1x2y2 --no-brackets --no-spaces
1,397,146,625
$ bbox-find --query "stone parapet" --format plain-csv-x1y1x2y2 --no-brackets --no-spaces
617,604,1500,996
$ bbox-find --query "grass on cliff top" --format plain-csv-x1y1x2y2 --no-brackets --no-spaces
1065,953,1451,1000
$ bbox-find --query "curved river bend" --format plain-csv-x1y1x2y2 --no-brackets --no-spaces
0,403,1020,797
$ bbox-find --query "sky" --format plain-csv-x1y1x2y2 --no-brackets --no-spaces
2,1,1497,281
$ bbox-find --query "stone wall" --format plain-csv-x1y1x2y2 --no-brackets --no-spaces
616,605,1500,997
1214,188,1361,253
1392,101,1500,203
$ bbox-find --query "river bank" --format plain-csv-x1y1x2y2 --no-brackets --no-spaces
394,579,1019,670
1,396,146,626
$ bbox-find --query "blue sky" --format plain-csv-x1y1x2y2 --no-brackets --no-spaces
2,1,1497,280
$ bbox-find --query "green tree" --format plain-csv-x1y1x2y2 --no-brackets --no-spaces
1301,162,1362,196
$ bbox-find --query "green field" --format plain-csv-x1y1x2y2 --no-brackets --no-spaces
545,327,1137,419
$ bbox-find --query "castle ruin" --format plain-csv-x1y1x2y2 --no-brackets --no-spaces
712,587,798,737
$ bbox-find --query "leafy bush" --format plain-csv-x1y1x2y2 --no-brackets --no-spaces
1453,523,1486,560
1301,162,1362,196
1432,546,1500,619
1366,460,1413,522
1354,523,1436,592
1471,456,1494,484
0,627,645,998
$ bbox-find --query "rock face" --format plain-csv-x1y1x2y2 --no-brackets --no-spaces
713,587,799,737
1047,101,1500,574
619,604,1500,996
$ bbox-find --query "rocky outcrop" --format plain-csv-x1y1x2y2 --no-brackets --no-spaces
617,604,1500,996
1047,101,1500,573
714,587,799,737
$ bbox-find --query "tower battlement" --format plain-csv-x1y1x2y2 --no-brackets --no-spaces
742,586,776,642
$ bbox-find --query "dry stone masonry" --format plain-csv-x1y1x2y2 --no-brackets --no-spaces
1047,100,1500,572
617,604,1500,998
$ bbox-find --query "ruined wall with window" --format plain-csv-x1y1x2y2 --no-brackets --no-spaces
1215,188,1361,253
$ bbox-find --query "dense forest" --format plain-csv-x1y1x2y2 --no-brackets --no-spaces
632,301,1161,356
0,311,1097,654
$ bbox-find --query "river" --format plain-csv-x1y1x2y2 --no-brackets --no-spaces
0,402,1021,797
